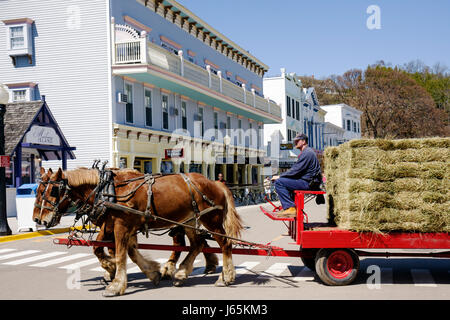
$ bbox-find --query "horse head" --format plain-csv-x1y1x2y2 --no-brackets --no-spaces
32,167,53,225
39,168,72,228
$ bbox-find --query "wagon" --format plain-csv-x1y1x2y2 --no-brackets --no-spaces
53,190,450,286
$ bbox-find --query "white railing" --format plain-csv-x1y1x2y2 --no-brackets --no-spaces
113,39,281,119
114,39,147,64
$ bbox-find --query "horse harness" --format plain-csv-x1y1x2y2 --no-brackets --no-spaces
41,167,223,238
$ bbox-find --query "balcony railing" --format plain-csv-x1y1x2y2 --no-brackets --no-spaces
112,37,281,120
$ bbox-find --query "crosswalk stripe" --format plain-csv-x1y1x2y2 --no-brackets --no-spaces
30,253,91,267
3,252,67,265
235,261,260,278
0,250,40,261
0,248,17,254
292,267,315,281
59,258,101,270
257,263,290,279
411,269,437,287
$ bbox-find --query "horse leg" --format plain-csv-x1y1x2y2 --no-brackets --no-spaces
160,226,185,280
173,227,205,287
103,221,130,297
93,223,116,282
127,235,161,285
202,239,219,274
202,222,235,286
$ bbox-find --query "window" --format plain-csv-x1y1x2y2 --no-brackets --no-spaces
3,19,34,65
181,101,187,130
353,121,357,132
286,96,291,117
124,83,133,123
214,112,218,139
10,26,24,49
357,122,360,133
295,101,300,120
347,119,351,131
288,129,292,142
227,116,231,136
196,107,204,137
249,123,253,146
238,119,242,145
162,95,169,130
292,99,295,119
12,89,27,102
144,89,152,127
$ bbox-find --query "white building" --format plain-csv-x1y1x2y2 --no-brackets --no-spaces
323,121,345,147
321,104,362,142
262,68,327,173
0,0,282,185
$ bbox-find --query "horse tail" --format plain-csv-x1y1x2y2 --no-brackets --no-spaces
215,181,243,240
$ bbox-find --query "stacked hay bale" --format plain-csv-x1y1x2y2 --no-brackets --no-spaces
324,137,450,233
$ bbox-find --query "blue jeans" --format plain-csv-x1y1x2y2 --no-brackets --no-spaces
274,177,310,209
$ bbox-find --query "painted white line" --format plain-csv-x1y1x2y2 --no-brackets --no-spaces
235,261,260,278
257,263,290,279
59,258,101,270
30,253,91,267
292,267,315,281
0,248,17,254
0,250,40,261
3,252,67,265
411,269,437,287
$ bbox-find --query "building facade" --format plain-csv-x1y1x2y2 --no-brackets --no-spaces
321,104,362,142
0,0,282,185
262,69,327,173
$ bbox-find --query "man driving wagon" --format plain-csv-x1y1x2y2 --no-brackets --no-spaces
271,133,324,217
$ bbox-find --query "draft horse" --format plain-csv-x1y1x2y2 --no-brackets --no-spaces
37,167,243,296
33,167,221,283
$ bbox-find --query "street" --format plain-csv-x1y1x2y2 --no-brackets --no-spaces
0,201,449,300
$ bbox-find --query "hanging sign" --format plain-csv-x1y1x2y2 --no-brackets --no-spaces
165,148,184,159
0,155,10,168
24,125,60,146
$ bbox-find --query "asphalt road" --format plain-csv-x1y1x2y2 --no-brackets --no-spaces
0,201,449,301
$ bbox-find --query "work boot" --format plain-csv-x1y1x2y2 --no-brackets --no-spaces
277,207,297,218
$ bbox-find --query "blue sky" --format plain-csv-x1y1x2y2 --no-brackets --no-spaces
176,0,450,78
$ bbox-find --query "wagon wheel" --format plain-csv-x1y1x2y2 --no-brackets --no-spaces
315,248,359,286
300,248,318,271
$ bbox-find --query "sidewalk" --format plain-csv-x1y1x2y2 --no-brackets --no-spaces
0,214,79,243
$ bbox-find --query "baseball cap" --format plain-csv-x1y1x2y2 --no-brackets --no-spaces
293,133,308,143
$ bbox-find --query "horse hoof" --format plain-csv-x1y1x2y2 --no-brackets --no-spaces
204,265,217,274
151,271,161,286
173,279,185,287
103,289,120,297
214,280,228,287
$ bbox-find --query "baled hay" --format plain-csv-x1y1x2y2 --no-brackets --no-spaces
324,137,450,232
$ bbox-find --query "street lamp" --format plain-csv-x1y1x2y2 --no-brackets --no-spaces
0,84,12,236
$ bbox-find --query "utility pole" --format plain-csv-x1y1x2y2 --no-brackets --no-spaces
0,84,12,236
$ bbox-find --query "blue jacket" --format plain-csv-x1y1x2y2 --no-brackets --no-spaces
280,147,321,182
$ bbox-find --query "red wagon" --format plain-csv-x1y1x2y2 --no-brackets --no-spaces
54,190,450,286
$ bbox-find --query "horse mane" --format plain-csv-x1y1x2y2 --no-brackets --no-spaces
64,167,99,187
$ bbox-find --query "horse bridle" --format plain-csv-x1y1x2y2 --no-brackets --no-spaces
38,179,72,223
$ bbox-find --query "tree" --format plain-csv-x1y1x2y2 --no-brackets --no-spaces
329,66,448,138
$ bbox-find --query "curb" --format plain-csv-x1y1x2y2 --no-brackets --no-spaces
0,226,85,243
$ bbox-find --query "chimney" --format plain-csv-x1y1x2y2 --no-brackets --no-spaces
41,95,46,102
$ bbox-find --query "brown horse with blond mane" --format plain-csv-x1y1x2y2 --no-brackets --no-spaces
36,167,243,296
33,167,221,283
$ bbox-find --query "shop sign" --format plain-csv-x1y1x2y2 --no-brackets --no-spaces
280,143,293,150
0,155,10,168
25,125,60,146
165,148,184,159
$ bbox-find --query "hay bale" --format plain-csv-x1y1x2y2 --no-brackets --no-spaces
324,137,450,232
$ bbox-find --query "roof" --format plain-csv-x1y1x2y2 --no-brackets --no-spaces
4,100,76,160
145,0,269,72
4,101,42,156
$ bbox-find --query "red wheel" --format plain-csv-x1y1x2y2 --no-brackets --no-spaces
315,248,359,286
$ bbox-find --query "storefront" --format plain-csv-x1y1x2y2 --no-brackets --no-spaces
5,98,76,187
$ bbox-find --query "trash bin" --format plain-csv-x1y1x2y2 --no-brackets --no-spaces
15,183,40,232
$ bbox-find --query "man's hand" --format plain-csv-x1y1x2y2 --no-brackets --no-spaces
271,175,280,181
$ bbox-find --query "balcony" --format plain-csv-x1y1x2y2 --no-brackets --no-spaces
111,24,281,124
